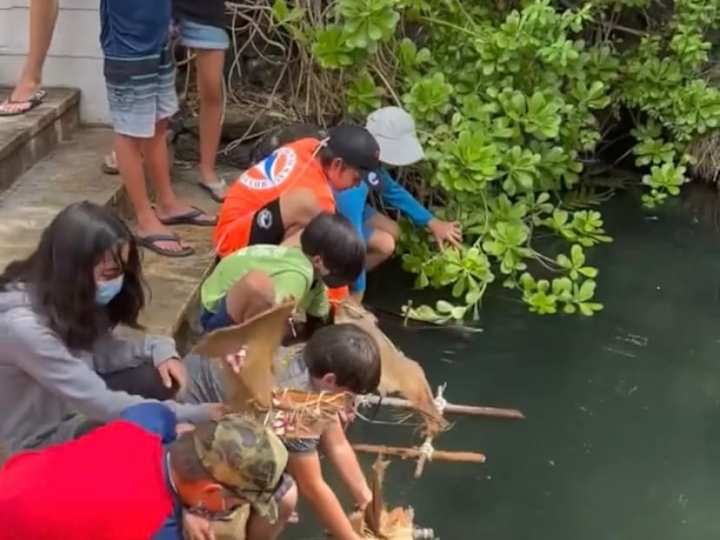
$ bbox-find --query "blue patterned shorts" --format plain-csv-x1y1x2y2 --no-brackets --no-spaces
104,43,178,138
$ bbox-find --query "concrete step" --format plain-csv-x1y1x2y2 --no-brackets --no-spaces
0,87,80,193
0,126,225,345
0,128,117,265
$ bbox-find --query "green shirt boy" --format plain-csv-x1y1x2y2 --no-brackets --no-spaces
200,244,329,331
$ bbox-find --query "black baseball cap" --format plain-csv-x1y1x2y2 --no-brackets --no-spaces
326,125,381,175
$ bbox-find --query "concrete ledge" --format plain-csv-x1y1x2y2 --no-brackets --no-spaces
116,170,220,341
0,87,80,193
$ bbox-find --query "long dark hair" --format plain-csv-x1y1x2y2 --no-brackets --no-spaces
0,201,145,350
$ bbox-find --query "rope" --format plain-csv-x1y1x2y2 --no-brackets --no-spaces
433,383,448,414
419,438,435,461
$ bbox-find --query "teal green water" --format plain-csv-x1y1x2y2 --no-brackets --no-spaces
288,192,720,539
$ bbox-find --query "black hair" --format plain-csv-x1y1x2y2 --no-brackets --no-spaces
303,324,381,394
300,212,365,286
318,143,343,169
169,428,212,483
0,201,145,350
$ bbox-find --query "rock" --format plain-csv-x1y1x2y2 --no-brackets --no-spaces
250,123,326,163
181,102,283,142
217,140,255,170
222,104,277,141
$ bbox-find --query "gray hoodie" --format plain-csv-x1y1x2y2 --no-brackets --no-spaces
0,287,213,453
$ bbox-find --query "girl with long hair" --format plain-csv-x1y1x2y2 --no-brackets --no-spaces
0,201,220,454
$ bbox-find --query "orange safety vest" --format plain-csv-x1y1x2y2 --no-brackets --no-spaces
213,138,336,257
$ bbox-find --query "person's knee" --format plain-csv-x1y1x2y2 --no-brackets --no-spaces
245,482,296,540
102,364,177,400
385,219,400,242
370,230,396,259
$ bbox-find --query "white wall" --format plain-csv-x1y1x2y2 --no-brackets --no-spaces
0,0,109,124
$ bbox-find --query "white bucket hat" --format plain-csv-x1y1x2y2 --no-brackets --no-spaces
365,106,425,167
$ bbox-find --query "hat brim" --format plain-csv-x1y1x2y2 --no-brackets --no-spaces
375,134,425,167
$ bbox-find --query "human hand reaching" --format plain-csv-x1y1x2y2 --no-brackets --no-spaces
427,218,462,249
207,403,228,421
182,511,215,540
354,484,373,513
157,357,187,391
223,346,247,374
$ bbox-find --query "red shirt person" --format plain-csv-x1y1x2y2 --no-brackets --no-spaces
0,404,289,540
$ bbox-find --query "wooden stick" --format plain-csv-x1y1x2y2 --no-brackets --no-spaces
352,444,487,464
359,394,525,420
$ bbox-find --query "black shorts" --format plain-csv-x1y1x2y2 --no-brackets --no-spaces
248,198,285,245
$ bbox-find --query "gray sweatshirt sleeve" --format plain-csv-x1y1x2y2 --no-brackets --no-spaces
11,316,212,424
92,331,179,373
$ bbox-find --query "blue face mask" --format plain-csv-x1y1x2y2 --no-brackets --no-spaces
95,274,124,305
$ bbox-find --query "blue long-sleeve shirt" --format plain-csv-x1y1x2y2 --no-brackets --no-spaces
334,168,433,293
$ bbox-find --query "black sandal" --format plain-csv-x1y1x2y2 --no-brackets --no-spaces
137,234,195,257
156,206,217,227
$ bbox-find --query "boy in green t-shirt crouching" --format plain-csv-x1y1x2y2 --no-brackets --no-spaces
200,212,365,334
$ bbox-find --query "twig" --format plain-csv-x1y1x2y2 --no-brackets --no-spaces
371,64,402,106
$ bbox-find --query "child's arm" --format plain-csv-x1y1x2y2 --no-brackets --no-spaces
377,169,433,228
320,419,373,511
379,169,462,248
287,451,363,540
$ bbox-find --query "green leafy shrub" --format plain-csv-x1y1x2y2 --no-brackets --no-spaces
266,0,720,320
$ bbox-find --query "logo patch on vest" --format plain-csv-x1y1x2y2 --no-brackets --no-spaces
256,208,273,229
239,147,297,190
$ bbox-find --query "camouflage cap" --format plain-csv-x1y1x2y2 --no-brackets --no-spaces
192,414,288,523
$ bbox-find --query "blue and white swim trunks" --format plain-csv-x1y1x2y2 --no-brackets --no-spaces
104,43,178,138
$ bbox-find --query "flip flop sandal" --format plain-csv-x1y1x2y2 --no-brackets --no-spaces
101,152,119,175
197,179,228,203
0,89,47,117
137,234,195,257
157,206,217,227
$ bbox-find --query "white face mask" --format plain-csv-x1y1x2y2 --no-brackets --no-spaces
95,274,124,305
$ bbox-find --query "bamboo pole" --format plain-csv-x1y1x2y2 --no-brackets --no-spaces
359,394,525,420
352,444,487,464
